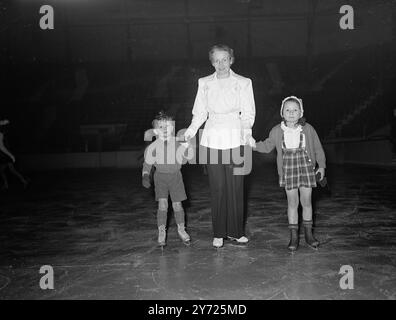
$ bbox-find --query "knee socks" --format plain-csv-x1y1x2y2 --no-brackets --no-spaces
157,209,167,227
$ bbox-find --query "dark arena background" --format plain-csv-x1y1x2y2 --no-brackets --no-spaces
0,0,396,302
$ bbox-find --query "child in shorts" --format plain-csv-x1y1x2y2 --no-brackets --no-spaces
142,111,193,246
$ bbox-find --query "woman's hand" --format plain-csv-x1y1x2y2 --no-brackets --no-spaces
247,136,256,148
241,129,255,147
316,168,325,181
184,128,195,141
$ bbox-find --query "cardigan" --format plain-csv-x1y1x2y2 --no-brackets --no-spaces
254,122,326,177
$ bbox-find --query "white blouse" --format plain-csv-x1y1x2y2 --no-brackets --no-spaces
187,70,256,150
281,122,306,149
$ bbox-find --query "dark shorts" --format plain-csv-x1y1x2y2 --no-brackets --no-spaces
154,170,187,202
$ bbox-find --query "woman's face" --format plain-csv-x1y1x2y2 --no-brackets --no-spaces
211,50,232,77
283,101,302,123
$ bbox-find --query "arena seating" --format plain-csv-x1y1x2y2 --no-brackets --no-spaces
3,44,393,153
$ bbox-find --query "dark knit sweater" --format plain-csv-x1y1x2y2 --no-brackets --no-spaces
254,122,326,176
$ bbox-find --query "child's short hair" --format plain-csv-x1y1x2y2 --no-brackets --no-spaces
208,44,235,63
152,110,174,128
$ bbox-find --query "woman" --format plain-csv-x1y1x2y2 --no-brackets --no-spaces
184,44,256,248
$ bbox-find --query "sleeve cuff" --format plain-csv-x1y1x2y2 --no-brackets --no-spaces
317,160,326,169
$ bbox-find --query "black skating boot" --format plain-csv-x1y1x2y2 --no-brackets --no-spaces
288,224,299,251
303,220,319,249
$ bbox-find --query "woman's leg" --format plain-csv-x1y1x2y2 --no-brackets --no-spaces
225,164,244,239
206,163,227,238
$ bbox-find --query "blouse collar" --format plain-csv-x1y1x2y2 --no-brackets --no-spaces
212,69,237,81
281,121,302,133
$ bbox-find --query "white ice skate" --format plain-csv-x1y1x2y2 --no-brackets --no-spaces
158,225,166,247
177,223,191,245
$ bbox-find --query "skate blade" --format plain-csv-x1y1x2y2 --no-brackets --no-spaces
178,234,191,245
306,243,319,250
229,241,248,247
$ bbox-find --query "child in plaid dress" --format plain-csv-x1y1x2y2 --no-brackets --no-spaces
251,96,326,251
279,127,317,190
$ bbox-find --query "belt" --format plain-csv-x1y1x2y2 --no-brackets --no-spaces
208,112,240,121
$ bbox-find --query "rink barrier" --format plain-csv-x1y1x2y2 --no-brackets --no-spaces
17,138,394,171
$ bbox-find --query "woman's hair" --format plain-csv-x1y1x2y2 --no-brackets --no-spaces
152,110,174,128
208,44,235,63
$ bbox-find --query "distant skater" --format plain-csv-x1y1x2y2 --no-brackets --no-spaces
0,119,29,190
251,96,326,251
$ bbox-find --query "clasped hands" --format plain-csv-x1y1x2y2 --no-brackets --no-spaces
242,129,256,148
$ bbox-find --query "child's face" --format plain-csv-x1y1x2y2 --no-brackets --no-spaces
283,101,302,123
211,50,232,77
154,120,174,141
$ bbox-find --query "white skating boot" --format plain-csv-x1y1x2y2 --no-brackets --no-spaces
158,225,167,246
177,223,190,244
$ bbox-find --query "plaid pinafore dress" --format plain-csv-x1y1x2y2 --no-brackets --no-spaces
279,131,316,190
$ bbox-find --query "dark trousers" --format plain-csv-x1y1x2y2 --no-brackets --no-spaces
205,147,245,238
